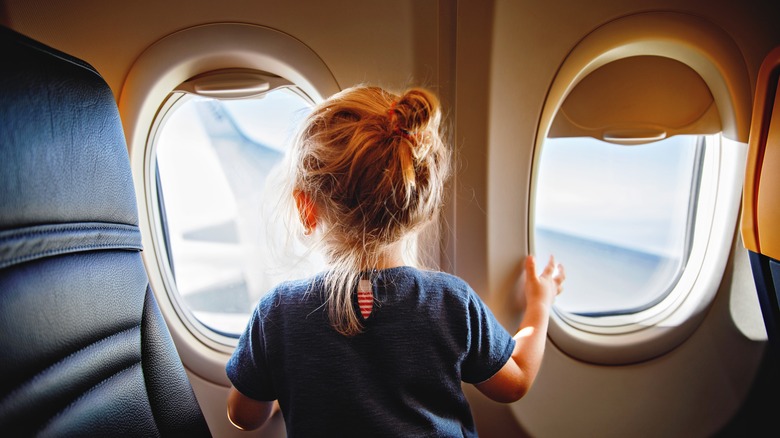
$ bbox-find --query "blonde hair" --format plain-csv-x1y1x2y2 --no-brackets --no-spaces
288,86,451,336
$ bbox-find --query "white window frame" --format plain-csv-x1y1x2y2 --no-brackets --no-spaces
528,12,753,364
540,136,746,363
120,23,340,381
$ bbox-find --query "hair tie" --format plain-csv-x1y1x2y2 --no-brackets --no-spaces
387,101,417,142
387,101,398,123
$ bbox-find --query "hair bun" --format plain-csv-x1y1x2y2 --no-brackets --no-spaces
393,88,440,135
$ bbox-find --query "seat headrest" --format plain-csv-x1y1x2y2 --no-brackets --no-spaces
0,26,138,231
742,45,780,260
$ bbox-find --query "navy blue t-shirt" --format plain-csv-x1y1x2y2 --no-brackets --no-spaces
226,266,515,437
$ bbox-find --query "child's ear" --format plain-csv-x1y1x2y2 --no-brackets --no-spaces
293,190,317,234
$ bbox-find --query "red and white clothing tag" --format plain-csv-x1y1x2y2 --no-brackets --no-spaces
357,279,373,319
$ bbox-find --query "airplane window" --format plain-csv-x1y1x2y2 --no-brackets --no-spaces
533,135,705,316
153,88,326,343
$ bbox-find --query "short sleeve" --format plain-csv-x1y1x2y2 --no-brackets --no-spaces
460,290,515,384
225,301,277,401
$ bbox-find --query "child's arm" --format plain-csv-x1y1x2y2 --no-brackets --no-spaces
475,255,564,403
227,386,278,430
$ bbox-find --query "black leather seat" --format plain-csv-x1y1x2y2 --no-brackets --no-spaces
0,26,211,437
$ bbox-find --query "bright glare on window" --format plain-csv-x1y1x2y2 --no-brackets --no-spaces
155,88,326,338
533,135,703,316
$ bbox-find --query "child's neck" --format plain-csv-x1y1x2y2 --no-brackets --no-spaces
364,243,406,271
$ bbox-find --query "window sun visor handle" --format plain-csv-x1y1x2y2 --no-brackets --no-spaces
176,69,293,99
602,129,667,145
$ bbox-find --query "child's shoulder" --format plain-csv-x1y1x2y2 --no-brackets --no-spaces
260,274,324,303
273,276,318,292
417,268,469,287
395,266,475,297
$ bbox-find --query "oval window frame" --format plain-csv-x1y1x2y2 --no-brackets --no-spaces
531,12,751,364
120,23,340,382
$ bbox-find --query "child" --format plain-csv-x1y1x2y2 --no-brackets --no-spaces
225,86,564,436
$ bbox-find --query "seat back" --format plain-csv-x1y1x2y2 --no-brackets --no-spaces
742,45,780,360
0,26,211,436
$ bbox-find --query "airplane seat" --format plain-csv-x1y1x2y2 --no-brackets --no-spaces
743,46,780,368
0,25,211,436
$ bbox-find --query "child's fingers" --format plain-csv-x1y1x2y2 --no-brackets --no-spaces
526,254,559,279
540,255,556,278
526,254,564,292
556,264,565,283
554,263,565,295
525,254,537,278
552,263,566,295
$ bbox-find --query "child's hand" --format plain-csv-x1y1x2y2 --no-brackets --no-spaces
524,255,565,307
